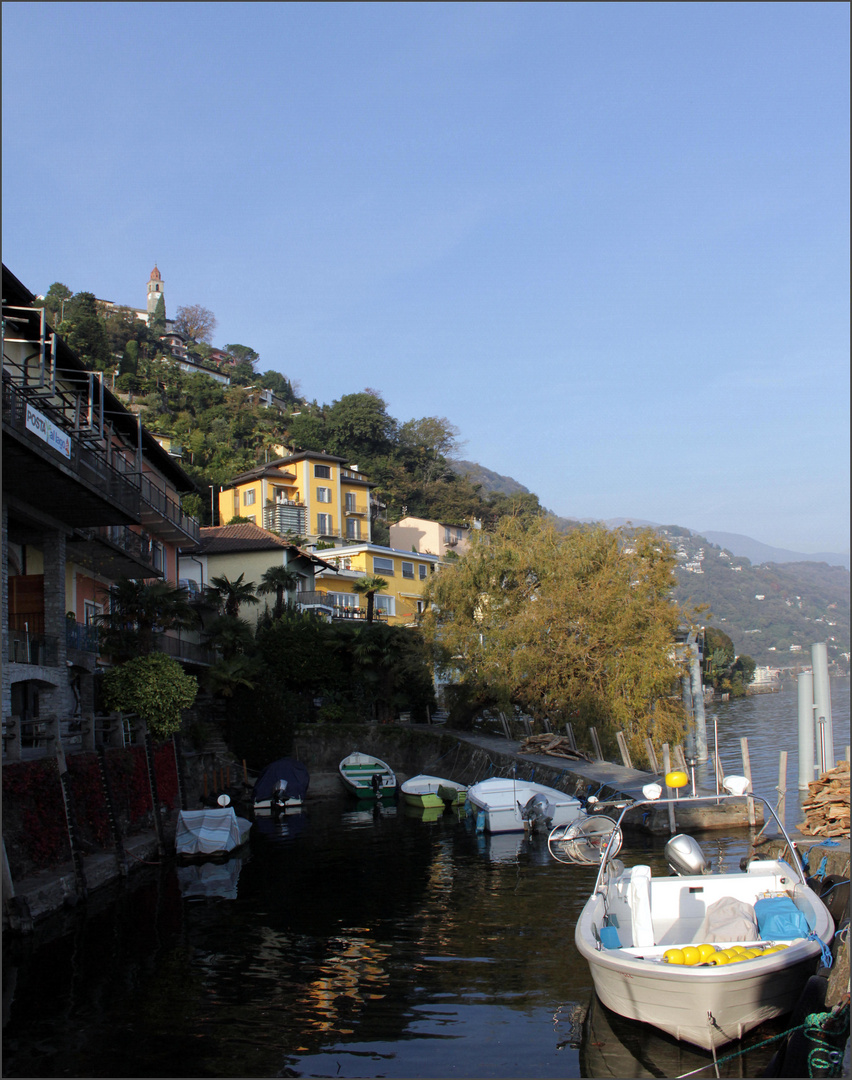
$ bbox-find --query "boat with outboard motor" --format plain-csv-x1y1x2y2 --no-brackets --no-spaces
400,774,467,808
339,752,397,799
466,774,590,834
252,757,310,814
563,774,835,1051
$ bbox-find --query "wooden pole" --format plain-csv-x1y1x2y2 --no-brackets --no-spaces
644,738,660,774
564,723,577,752
616,732,633,769
740,737,756,825
778,750,787,828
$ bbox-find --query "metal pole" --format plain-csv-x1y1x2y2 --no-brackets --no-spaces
797,671,815,790
690,642,708,762
811,642,835,769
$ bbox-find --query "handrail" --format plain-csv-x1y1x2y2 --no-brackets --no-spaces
591,792,806,896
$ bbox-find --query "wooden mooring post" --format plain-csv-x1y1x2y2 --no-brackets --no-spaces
644,738,660,774
589,727,604,762
616,732,633,770
661,744,676,833
740,737,756,825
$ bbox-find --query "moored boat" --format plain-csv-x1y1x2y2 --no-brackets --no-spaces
400,774,467,808
339,752,397,799
175,806,252,859
252,757,310,814
466,775,586,834
569,782,835,1051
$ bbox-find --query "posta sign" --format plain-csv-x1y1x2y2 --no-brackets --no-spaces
25,403,71,459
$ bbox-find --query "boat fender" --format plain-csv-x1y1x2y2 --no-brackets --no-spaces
475,810,485,834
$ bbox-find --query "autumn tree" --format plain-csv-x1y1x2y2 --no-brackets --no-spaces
175,304,217,343
422,518,691,762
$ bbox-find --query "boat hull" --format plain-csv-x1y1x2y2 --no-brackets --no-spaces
401,774,467,808
339,753,397,800
467,776,584,833
576,875,834,1051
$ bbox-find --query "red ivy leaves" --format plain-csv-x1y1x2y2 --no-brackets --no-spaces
67,754,111,847
153,741,179,809
2,759,70,872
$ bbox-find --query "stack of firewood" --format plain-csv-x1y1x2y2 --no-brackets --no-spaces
798,760,850,838
517,733,592,762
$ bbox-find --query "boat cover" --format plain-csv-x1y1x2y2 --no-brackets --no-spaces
253,757,310,803
176,808,252,857
697,896,760,942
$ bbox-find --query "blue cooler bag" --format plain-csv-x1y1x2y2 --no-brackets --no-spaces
754,896,810,938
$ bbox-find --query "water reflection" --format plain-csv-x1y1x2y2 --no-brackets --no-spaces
5,684,846,1078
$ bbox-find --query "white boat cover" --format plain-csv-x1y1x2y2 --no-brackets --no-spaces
628,865,655,947
175,808,252,857
697,895,760,942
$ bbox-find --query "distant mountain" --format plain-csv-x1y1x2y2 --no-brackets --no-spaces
450,461,850,570
700,531,850,571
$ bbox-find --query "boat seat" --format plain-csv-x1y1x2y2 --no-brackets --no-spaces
629,865,655,948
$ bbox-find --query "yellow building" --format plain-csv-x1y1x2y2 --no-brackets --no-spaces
218,452,374,545
389,515,474,558
314,544,439,626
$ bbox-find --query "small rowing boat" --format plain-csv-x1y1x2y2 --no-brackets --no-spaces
339,752,397,799
400,774,467,808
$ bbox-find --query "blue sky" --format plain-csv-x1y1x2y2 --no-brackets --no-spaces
3,2,849,553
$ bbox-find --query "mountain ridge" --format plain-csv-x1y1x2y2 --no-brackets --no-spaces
449,460,850,570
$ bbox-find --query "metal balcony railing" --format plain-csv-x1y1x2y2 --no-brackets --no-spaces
2,379,141,518
66,620,99,653
7,629,59,666
139,474,200,542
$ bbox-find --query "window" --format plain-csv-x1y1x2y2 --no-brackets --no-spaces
316,487,332,503
375,594,395,616
243,489,256,506
346,519,361,540
419,564,427,580
402,561,415,579
345,492,357,511
329,592,359,610
314,464,331,479
317,513,333,535
373,556,394,575
83,600,102,626
444,526,463,545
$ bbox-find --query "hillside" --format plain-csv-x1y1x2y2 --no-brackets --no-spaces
665,529,850,668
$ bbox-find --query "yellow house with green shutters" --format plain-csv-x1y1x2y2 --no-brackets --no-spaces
218,452,374,546
313,543,439,625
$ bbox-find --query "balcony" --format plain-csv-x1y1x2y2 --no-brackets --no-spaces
66,620,99,653
3,380,142,527
66,524,165,578
138,474,200,543
7,629,59,666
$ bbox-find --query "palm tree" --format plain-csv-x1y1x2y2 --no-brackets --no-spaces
95,578,198,661
353,574,389,625
257,565,301,619
205,573,259,618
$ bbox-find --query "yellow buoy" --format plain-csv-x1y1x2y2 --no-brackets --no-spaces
665,770,689,789
681,946,701,966
697,943,717,962
707,953,730,965
663,949,685,964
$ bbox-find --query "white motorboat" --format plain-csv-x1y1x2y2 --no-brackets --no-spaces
466,775,586,834
567,781,835,1051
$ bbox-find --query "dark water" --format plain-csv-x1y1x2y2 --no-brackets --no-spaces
3,681,848,1079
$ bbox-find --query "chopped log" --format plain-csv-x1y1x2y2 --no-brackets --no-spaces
797,762,851,837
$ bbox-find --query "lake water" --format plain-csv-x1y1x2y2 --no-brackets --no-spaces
3,680,848,1079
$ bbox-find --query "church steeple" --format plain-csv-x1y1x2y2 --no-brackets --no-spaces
147,264,164,319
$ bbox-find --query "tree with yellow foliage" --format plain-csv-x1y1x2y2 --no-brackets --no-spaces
422,517,692,765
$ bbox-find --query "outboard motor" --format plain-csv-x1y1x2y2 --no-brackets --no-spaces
271,778,289,812
521,793,551,831
664,833,708,876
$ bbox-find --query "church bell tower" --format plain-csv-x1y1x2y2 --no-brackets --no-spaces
147,265,164,319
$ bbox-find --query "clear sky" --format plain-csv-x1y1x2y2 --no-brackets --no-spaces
3,2,849,554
